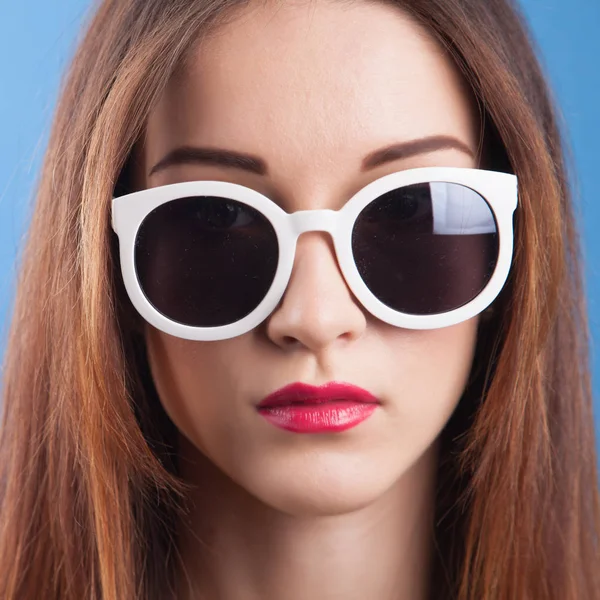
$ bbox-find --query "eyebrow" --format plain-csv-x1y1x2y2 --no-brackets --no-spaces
148,135,475,178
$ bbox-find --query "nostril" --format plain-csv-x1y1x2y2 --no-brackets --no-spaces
282,335,300,347
338,331,356,343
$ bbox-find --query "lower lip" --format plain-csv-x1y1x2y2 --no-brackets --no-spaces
258,400,377,433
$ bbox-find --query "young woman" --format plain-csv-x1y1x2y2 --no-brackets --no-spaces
1,0,598,598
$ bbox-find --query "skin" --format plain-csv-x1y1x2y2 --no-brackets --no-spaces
137,1,482,598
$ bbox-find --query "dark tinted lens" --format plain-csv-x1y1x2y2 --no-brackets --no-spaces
352,182,499,315
134,195,278,327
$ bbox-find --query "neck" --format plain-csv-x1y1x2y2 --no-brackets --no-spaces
176,437,439,600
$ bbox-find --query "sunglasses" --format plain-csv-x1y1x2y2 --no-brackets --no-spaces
111,166,518,341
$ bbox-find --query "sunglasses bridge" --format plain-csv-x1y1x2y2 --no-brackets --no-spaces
288,209,339,236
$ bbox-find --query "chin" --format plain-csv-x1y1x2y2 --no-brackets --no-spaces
262,489,382,517
236,453,404,517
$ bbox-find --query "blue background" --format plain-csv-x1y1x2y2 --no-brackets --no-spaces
1,1,599,434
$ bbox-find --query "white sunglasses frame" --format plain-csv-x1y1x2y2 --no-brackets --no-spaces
112,166,518,341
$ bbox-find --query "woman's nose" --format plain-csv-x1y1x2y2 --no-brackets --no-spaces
265,232,368,352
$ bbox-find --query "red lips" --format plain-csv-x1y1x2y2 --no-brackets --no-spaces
257,382,379,433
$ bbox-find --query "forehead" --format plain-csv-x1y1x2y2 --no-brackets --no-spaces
144,0,478,200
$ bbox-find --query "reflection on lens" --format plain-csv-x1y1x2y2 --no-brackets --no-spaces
352,182,499,315
134,196,279,327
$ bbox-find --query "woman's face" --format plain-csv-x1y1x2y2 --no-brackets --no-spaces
140,0,481,515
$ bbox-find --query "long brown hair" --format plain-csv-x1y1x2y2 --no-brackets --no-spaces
1,0,598,598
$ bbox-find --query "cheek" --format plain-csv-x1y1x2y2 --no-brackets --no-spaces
377,318,479,455
144,327,240,457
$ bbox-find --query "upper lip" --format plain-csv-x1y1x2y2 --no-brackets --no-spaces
257,381,380,408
